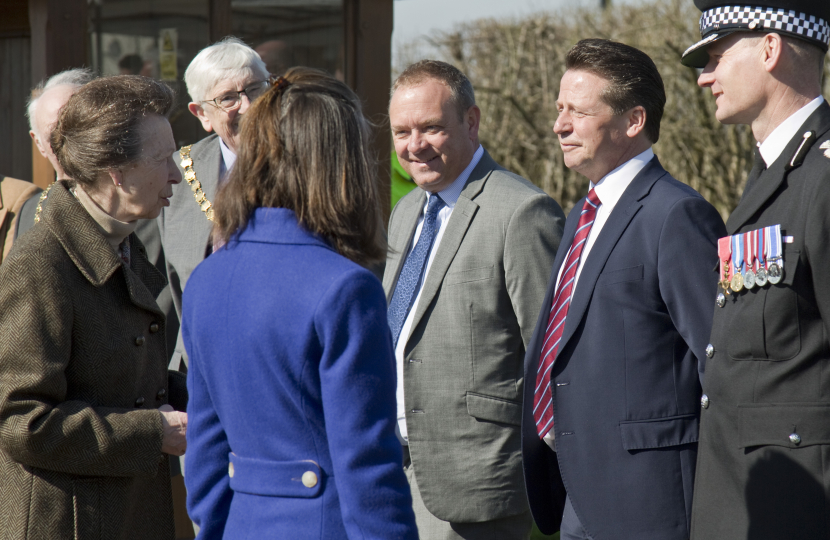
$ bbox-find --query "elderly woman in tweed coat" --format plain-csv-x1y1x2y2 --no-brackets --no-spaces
0,76,186,540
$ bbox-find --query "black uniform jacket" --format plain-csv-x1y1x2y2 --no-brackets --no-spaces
690,102,830,539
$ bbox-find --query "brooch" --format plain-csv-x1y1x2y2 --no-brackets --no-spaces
821,140,830,159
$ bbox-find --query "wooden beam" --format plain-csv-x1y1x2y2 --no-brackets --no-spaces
28,0,87,188
209,0,232,43
344,0,393,220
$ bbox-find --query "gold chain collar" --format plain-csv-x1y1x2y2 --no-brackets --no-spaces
179,145,215,222
33,182,55,223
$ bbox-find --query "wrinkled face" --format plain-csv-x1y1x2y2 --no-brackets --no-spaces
192,74,265,153
115,114,181,220
389,79,479,193
697,33,765,125
554,70,631,183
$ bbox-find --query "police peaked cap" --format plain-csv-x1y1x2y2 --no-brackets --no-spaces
681,0,830,67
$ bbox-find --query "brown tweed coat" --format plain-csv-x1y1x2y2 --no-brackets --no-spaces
0,181,175,540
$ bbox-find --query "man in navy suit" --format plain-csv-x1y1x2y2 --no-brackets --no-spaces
521,39,726,540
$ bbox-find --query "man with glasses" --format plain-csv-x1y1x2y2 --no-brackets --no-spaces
159,37,270,371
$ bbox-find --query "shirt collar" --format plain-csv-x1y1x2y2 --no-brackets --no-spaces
426,145,484,209
590,147,654,208
219,137,237,173
758,96,824,167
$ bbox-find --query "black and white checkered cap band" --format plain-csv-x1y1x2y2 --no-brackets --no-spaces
700,6,830,48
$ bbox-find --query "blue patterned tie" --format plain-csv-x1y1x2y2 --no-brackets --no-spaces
388,194,447,348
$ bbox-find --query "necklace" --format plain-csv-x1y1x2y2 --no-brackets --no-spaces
33,182,55,223
179,145,215,222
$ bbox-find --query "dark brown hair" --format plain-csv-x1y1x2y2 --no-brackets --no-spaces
566,39,666,143
392,60,476,120
213,67,386,266
51,75,174,188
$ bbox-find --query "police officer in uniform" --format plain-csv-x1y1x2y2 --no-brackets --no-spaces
681,0,830,537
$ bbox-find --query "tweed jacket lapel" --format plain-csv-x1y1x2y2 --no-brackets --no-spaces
45,181,165,316
403,152,491,346
556,157,664,356
726,103,830,234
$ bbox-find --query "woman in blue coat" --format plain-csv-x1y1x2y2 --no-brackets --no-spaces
182,69,418,540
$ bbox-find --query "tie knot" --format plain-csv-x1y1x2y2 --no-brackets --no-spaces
426,194,446,217
586,189,601,208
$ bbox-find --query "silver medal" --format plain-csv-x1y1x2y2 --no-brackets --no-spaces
767,261,783,284
755,267,768,287
744,269,756,289
716,292,726,308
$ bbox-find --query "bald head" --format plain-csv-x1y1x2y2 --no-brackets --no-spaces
28,68,93,179
30,84,80,178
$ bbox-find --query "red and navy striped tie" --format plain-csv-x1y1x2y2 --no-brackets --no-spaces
534,189,601,439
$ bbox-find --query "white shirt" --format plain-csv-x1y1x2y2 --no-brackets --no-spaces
543,147,653,450
758,96,824,167
395,145,484,445
218,137,237,183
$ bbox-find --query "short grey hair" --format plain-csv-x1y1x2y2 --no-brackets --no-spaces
27,67,95,136
184,37,269,103
391,60,476,120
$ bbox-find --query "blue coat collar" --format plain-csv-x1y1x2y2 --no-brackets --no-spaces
234,207,333,251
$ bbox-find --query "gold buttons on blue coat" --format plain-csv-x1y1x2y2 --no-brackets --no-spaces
302,471,318,488
789,433,802,445
229,462,235,477
701,394,710,409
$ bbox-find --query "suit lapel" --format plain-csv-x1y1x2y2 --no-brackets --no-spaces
401,153,493,347
555,158,664,356
726,103,830,234
384,190,426,302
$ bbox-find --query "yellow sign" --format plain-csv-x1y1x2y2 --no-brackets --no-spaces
159,28,178,81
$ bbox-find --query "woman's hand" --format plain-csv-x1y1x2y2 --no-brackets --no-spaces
159,404,187,456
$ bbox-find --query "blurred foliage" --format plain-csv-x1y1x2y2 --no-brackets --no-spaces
395,0,830,218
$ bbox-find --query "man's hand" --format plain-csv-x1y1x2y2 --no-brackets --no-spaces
159,404,187,456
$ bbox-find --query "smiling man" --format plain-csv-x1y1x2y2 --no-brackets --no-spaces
681,1,830,538
384,60,564,539
158,37,269,370
521,39,725,540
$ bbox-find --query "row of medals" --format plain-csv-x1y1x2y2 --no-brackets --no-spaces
719,258,783,305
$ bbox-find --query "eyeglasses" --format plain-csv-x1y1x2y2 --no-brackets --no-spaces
202,80,269,111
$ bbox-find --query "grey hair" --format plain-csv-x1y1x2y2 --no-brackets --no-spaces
184,37,269,103
27,67,95,136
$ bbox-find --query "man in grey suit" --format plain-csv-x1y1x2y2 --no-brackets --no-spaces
385,60,565,539
158,37,270,370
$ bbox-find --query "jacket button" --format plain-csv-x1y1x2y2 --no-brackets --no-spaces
302,471,318,488
149,323,160,333
156,388,166,400
228,462,235,477
134,397,145,407
135,336,146,346
716,293,726,308
789,433,801,445
701,394,710,409
705,344,715,358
